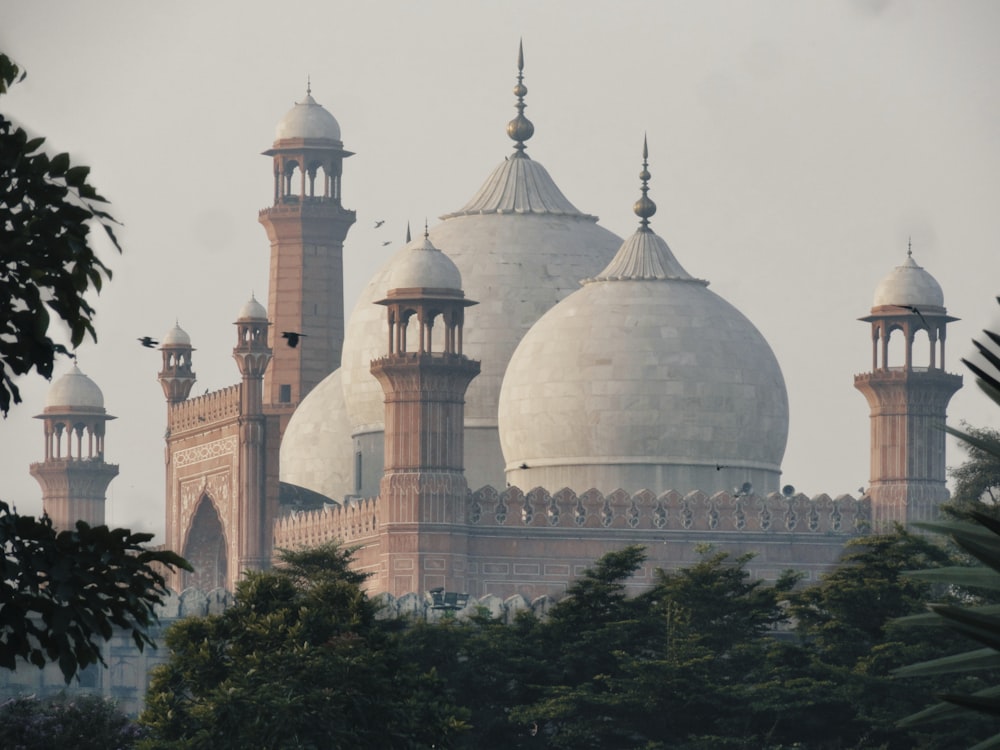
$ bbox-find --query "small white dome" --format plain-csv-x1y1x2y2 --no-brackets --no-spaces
872,253,945,310
274,93,341,143
45,365,105,410
237,295,268,321
385,235,462,292
161,322,191,347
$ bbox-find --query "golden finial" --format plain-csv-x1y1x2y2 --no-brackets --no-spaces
506,39,534,156
633,134,657,228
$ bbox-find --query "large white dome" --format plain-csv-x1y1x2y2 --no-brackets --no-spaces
498,155,788,495
279,368,354,501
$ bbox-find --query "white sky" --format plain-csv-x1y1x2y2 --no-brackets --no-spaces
2,1,999,540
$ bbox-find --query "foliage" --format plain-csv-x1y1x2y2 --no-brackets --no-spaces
0,501,190,682
140,544,467,749
892,307,1000,748
0,693,145,749
0,52,121,415
941,425,1000,520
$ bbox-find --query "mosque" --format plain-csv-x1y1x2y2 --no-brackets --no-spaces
29,48,962,602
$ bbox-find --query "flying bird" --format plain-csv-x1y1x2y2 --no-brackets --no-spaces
381,240,392,246
282,331,306,348
138,336,159,348
891,304,930,329
374,220,385,228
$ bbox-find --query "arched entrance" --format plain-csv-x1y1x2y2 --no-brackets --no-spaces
183,495,228,591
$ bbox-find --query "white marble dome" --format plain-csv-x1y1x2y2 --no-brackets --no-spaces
337,155,622,495
45,365,105,411
872,252,944,310
274,92,342,143
280,368,354,502
237,295,268,321
498,199,788,495
386,234,462,292
161,322,191,347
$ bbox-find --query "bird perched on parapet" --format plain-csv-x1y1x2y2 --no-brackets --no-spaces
138,336,158,348
374,220,385,228
282,331,306,348
715,463,730,471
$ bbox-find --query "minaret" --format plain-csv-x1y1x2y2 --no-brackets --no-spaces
232,295,274,573
370,229,480,597
258,84,356,409
854,249,963,527
30,365,118,529
158,322,196,404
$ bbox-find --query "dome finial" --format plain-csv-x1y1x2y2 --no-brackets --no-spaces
506,39,534,157
907,236,912,258
633,133,657,228
424,218,429,240
406,221,412,244
306,75,311,97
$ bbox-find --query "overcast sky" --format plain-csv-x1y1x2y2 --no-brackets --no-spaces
2,1,999,539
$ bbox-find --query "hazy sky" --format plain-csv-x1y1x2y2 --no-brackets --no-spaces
2,1,999,539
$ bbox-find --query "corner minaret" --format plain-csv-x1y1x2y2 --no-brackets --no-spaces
158,322,196,404
30,365,119,529
854,249,963,527
258,85,356,409
232,296,274,573
370,230,480,597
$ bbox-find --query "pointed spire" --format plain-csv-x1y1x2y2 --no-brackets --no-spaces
907,236,912,258
405,221,412,243
424,218,429,239
506,39,534,157
633,134,657,229
306,75,311,96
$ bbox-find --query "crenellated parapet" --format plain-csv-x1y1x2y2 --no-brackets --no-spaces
168,385,241,432
469,485,870,535
273,497,380,550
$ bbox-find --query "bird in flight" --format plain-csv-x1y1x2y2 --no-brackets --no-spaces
138,336,159,348
282,331,306,348
374,220,385,228
891,304,930,329
381,240,392,246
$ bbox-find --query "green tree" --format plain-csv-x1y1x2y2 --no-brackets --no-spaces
0,693,145,749
0,52,121,415
892,310,1000,748
941,425,1000,520
140,544,467,749
0,501,190,682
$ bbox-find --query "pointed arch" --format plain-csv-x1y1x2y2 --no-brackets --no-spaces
183,494,229,591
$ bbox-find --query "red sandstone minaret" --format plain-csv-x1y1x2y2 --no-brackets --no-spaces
158,322,197,404
370,230,480,597
258,84,356,410
854,249,962,527
30,365,119,529
232,296,274,574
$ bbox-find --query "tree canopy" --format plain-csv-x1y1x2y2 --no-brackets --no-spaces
0,52,121,415
0,501,190,682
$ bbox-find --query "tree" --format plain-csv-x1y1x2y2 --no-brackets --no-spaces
0,52,121,416
0,501,190,682
140,544,467,749
940,425,1000,520
892,306,1000,748
0,693,145,749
